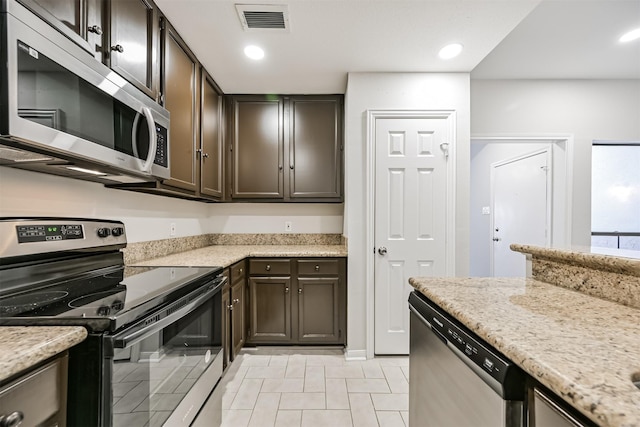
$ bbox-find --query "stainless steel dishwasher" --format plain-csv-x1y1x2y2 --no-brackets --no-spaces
408,291,526,427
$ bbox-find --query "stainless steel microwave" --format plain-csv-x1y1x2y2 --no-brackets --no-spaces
0,1,170,184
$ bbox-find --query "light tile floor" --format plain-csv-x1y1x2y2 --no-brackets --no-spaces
219,348,409,427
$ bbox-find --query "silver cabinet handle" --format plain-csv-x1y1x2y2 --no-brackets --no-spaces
285,287,289,293
315,265,320,271
233,298,239,304
378,247,387,255
265,265,271,271
0,411,25,427
298,288,302,294
88,25,102,35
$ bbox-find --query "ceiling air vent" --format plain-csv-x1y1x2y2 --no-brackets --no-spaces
236,4,289,31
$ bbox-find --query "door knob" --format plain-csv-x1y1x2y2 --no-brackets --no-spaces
378,247,387,255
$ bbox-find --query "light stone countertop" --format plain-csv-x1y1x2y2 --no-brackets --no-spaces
129,244,347,268
409,277,640,427
0,326,87,383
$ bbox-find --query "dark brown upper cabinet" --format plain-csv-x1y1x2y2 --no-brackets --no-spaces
200,70,224,199
228,95,343,202
229,96,285,199
23,0,105,61
109,0,160,100
288,96,343,200
161,20,199,192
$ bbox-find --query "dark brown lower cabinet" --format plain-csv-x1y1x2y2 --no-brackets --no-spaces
297,277,341,343
231,279,246,355
247,258,346,345
221,277,231,369
248,276,292,342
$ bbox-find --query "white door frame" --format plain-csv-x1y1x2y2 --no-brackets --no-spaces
472,135,574,250
489,147,552,276
366,109,457,359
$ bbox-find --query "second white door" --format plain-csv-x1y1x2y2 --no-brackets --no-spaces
374,114,451,355
491,149,550,277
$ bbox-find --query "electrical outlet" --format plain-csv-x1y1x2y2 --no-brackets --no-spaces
285,221,293,232
170,222,176,236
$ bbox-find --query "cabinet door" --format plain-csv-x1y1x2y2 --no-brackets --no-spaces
200,71,223,198
162,22,199,192
297,277,341,343
231,97,284,199
221,280,230,369
288,96,343,200
109,0,159,99
248,277,291,342
231,281,245,357
27,0,104,61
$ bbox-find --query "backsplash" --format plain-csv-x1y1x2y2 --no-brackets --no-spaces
511,244,640,309
123,233,344,265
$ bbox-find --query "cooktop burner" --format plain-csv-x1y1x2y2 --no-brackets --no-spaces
0,290,69,316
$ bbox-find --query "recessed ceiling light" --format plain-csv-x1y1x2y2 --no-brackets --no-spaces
619,28,640,43
438,43,463,60
244,45,265,60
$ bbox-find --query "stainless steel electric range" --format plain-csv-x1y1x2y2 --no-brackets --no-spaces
0,218,226,427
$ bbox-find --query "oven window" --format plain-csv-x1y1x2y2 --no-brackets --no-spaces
111,294,222,427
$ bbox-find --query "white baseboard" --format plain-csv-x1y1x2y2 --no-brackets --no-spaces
344,349,367,361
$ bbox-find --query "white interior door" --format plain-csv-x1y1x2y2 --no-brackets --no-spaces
491,149,551,277
374,115,451,355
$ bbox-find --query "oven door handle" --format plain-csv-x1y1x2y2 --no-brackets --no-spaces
111,277,226,349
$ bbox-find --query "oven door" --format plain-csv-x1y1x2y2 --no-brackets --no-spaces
105,280,224,427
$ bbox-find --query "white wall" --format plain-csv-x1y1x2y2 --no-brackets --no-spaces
208,203,343,234
0,167,344,242
471,79,640,247
344,72,471,357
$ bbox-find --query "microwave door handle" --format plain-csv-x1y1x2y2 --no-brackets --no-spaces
140,106,157,174
131,107,157,175
131,110,142,160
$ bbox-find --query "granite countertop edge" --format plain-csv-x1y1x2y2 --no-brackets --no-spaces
511,244,640,276
409,277,640,427
128,244,348,268
0,326,88,383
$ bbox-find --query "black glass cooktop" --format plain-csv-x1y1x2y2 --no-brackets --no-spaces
0,264,222,332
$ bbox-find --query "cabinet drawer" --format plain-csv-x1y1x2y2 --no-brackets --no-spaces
298,259,340,276
249,259,291,275
230,261,246,284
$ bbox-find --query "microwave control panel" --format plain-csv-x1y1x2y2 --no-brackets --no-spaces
154,125,168,168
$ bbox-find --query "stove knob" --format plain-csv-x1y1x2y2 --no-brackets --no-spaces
111,227,124,237
97,305,111,316
97,228,111,238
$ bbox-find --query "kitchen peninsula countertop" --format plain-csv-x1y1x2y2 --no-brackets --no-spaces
409,276,640,427
0,326,87,383
129,244,347,268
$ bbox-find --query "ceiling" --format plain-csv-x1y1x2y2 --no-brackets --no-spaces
154,0,640,94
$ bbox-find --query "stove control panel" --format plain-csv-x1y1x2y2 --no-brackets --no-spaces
1,218,127,259
17,224,84,243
